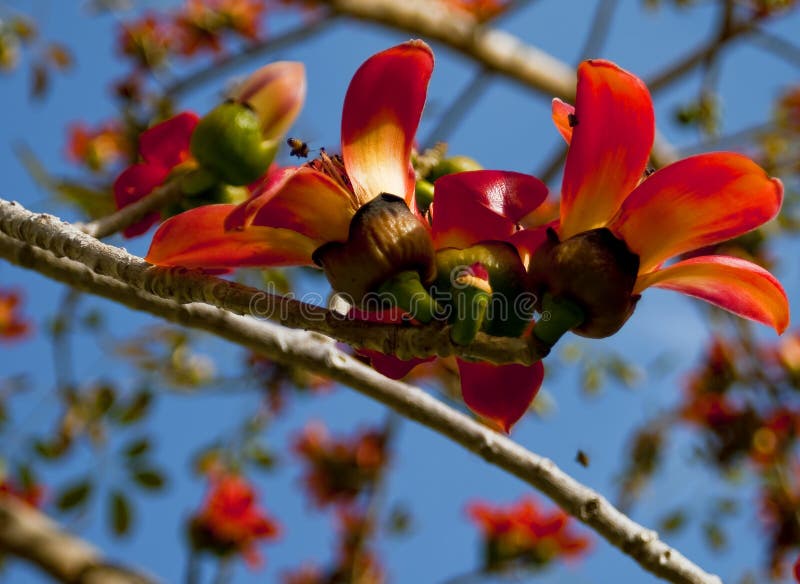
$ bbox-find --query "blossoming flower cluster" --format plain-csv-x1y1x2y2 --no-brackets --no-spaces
119,0,268,71
293,421,388,507
111,58,305,238
66,121,133,173
140,39,789,437
188,471,280,568
467,497,591,571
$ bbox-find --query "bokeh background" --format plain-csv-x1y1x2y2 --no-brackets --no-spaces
1,0,799,582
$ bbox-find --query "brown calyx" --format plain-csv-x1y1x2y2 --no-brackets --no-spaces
528,227,641,338
312,194,436,302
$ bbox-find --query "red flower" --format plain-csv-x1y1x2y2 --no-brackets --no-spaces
0,479,44,508
146,40,433,269
292,422,388,507
0,288,32,342
444,60,788,338
66,121,132,172
548,60,788,334
113,112,199,238
468,497,591,570
189,473,280,568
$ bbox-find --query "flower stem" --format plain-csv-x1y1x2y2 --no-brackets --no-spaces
533,293,584,346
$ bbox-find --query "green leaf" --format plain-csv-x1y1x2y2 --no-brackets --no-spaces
703,522,727,551
659,510,687,534
33,438,69,460
123,438,151,460
109,490,132,536
386,504,413,536
116,390,153,425
16,464,37,492
246,443,277,471
56,480,93,512
131,468,166,491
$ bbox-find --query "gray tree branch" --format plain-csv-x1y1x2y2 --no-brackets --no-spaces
0,495,158,584
0,202,721,584
0,198,548,366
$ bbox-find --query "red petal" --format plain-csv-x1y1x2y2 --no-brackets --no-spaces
552,98,574,144
612,152,783,273
363,350,433,379
225,166,356,245
560,60,654,239
146,204,317,269
232,61,306,140
431,170,548,249
139,112,199,168
113,163,169,238
635,255,789,334
509,225,551,269
342,40,433,206
457,359,544,433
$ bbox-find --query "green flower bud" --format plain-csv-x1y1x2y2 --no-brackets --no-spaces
427,155,483,182
313,194,437,304
415,179,435,213
190,102,276,186
435,242,532,339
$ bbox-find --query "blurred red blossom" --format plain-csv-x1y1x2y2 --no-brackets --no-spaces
293,422,388,507
66,121,132,172
118,13,174,71
467,497,591,571
175,0,267,56
440,0,511,21
247,352,332,413
0,478,44,508
188,472,280,568
0,288,32,342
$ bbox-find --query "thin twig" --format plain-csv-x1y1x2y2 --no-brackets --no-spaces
164,14,338,99
424,67,492,148
750,27,800,68
646,17,761,93
578,0,619,60
0,220,722,584
78,179,184,240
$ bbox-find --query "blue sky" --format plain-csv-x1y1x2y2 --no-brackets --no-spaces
1,1,799,582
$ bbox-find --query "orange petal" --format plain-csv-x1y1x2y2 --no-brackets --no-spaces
612,152,783,273
635,255,789,334
560,60,654,239
146,204,317,269
225,166,356,245
457,360,544,433
551,98,574,144
431,170,548,249
342,40,433,206
232,61,306,140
